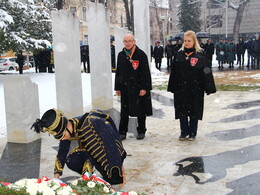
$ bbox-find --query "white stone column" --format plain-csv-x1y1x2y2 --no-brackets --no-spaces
3,76,40,143
51,10,83,117
87,2,113,110
133,0,151,64
114,26,131,67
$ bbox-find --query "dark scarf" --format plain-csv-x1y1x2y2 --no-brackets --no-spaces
184,47,195,54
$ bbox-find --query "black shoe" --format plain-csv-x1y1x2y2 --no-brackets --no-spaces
120,134,126,140
179,135,187,141
188,136,196,141
137,133,145,140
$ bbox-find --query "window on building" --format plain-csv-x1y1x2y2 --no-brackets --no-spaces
207,0,225,9
82,7,87,21
207,15,222,28
83,35,88,45
70,6,77,15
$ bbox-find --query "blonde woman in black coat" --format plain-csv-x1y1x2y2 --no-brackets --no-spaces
167,30,216,141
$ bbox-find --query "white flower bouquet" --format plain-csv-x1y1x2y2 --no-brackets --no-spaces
0,173,146,195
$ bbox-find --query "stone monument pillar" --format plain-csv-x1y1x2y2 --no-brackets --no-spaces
3,76,40,143
114,26,131,67
51,10,83,117
87,2,113,110
133,0,151,63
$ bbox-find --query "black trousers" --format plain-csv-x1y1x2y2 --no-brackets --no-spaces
179,116,198,137
155,58,162,70
119,91,147,135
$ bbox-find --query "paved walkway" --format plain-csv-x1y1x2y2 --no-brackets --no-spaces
1,90,260,195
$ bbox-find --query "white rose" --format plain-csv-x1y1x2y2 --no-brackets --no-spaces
129,191,138,195
87,181,96,188
42,187,56,195
14,179,27,186
103,186,110,193
56,188,71,195
38,181,49,192
26,179,38,186
26,186,38,195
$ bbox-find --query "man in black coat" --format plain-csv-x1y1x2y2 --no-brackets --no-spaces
81,45,90,73
253,35,260,67
16,50,24,74
204,38,215,68
172,40,182,58
165,40,174,70
153,41,164,70
236,37,246,66
246,37,254,67
115,33,152,140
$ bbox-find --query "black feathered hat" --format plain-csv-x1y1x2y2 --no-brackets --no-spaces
31,109,68,140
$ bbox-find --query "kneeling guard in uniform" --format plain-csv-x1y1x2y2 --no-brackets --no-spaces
31,109,127,185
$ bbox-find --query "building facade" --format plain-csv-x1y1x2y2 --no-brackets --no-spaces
169,0,260,42
63,0,127,45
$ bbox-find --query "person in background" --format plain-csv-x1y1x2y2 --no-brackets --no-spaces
111,40,116,72
253,34,260,67
204,38,215,68
165,40,174,70
236,37,246,67
172,39,182,58
198,38,205,49
31,109,126,186
81,45,90,73
115,33,152,140
16,50,24,74
246,37,254,67
49,49,54,73
167,30,216,141
216,38,225,69
153,40,164,70
151,44,154,62
227,39,236,69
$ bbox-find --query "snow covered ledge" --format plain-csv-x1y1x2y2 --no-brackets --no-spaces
3,75,40,143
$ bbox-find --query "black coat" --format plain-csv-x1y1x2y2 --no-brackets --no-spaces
167,50,216,120
153,45,164,59
115,46,152,117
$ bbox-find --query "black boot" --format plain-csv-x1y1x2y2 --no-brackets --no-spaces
137,127,146,140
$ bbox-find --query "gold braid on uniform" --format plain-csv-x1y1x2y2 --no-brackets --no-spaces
78,116,109,173
54,157,63,173
82,159,93,174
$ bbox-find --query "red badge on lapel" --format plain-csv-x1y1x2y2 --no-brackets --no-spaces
190,58,198,66
132,60,139,70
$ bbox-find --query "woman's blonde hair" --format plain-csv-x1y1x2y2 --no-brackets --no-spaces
180,30,203,52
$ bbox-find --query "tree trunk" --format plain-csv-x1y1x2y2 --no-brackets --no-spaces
231,0,250,43
130,0,134,34
56,0,63,10
123,0,132,32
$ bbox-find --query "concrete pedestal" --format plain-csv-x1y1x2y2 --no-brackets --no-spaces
3,75,40,143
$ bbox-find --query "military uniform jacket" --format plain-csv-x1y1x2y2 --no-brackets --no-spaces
54,110,127,184
115,46,153,117
216,42,225,61
167,50,216,120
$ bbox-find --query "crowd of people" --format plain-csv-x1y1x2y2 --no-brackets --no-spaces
216,36,260,69
151,34,260,71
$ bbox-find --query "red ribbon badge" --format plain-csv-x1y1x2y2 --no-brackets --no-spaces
132,60,139,70
190,58,198,66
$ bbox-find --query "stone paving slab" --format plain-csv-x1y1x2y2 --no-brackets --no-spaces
0,90,260,195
